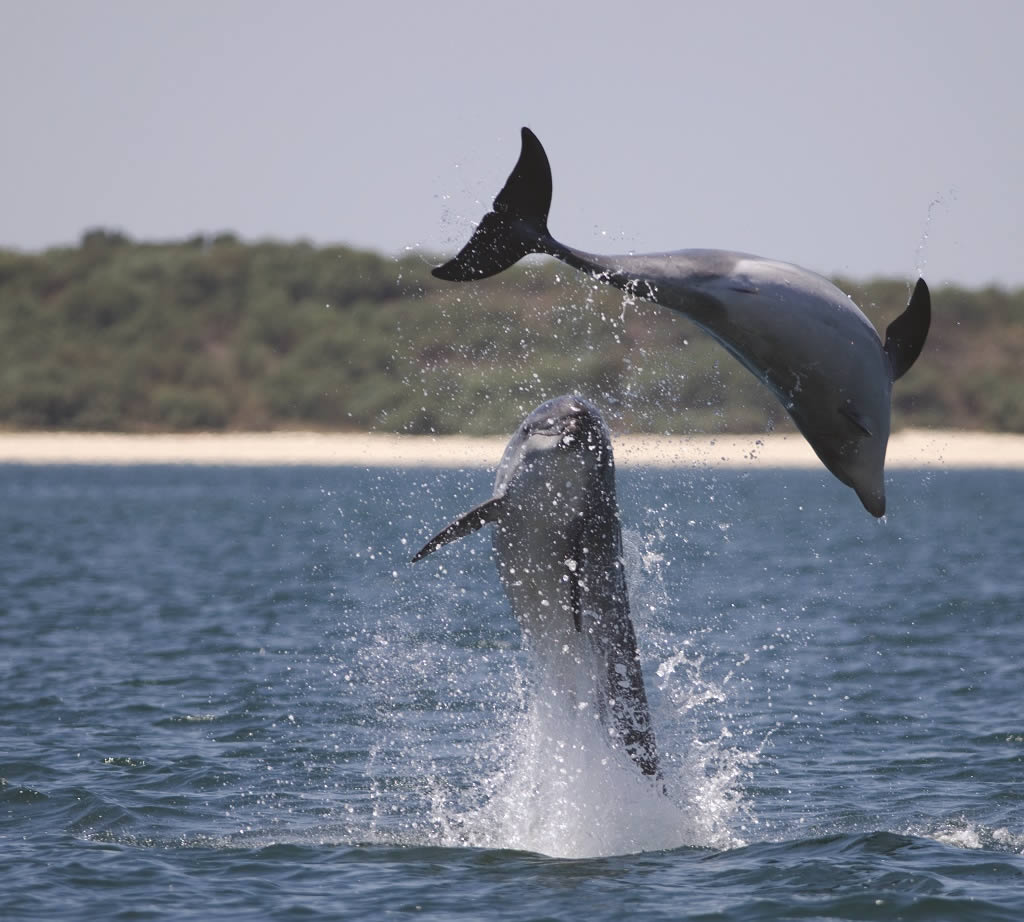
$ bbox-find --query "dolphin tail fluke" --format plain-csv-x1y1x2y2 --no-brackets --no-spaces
884,278,931,381
433,128,553,282
411,496,504,562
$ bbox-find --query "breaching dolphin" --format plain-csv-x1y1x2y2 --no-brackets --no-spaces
431,128,931,517
412,395,659,778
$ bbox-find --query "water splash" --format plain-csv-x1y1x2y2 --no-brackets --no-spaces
351,519,760,859
418,645,753,857
915,189,957,280
438,698,697,858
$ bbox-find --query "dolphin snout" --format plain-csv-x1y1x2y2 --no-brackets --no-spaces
818,440,887,518
850,463,886,517
857,486,886,518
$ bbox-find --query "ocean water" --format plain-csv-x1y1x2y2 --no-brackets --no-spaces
2,462,1023,920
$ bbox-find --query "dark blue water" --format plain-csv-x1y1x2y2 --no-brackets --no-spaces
2,463,1023,920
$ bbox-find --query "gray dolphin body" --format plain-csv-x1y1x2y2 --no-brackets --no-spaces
412,395,659,778
432,128,931,517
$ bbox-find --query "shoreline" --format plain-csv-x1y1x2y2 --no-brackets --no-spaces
2,429,1024,469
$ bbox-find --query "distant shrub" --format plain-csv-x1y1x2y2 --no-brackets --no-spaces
154,387,230,430
0,237,1019,433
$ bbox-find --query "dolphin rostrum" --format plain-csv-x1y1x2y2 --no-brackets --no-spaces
432,128,931,517
413,395,659,778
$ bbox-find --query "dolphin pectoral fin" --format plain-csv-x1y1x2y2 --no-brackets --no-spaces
433,128,553,282
839,404,874,437
411,496,504,562
884,277,931,381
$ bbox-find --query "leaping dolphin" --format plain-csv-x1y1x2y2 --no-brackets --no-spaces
413,395,659,778
432,128,931,517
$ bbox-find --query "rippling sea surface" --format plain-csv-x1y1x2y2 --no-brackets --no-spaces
2,462,1023,920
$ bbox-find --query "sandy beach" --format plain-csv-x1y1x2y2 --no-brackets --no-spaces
2,429,1024,469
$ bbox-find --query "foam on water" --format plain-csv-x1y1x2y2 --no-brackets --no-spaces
914,818,1024,856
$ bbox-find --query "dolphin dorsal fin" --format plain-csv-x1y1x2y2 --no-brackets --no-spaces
884,278,931,381
411,496,504,562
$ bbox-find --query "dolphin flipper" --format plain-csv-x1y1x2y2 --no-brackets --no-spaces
412,496,504,561
433,128,552,281
884,278,931,381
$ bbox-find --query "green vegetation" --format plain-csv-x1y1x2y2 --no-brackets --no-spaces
0,231,1020,434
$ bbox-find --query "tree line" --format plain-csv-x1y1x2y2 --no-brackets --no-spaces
0,230,1020,435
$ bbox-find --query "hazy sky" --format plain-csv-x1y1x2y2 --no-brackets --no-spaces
2,1,1021,287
